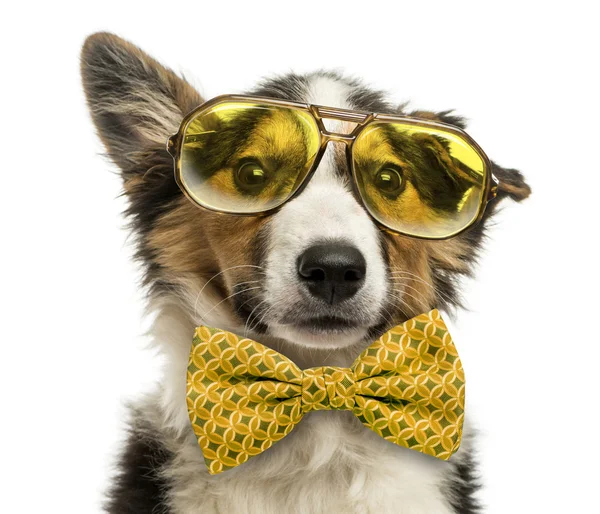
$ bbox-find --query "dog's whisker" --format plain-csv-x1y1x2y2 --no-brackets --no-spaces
244,298,270,337
195,278,260,322
197,286,262,324
389,270,456,306
193,265,264,320
385,292,411,315
376,298,397,329
249,302,276,334
391,282,434,308
386,297,417,320
387,290,427,316
231,284,265,333
391,288,429,310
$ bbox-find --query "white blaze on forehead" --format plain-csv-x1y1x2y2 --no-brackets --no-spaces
262,75,389,348
305,75,354,110
306,75,358,134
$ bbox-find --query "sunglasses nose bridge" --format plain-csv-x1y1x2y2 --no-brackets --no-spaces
321,133,354,147
311,105,372,146
315,137,355,186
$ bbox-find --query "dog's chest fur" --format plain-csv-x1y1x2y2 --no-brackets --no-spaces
167,414,469,514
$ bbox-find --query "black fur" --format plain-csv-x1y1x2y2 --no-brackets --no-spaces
233,221,272,334
250,72,311,102
251,70,393,113
447,450,482,514
122,150,183,293
105,417,173,513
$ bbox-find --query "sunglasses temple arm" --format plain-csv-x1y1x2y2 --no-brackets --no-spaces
487,173,499,201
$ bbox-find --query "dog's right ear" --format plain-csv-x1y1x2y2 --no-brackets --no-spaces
80,32,202,176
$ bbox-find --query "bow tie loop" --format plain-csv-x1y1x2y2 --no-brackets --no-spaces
301,366,356,412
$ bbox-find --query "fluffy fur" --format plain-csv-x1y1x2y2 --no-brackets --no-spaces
81,32,530,514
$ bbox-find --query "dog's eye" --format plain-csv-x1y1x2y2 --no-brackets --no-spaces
236,161,268,192
374,167,403,196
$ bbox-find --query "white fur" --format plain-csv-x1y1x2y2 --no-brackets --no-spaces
146,75,472,513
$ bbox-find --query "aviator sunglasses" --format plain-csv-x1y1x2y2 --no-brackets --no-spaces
167,95,497,240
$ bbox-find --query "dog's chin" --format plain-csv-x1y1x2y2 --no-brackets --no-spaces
268,321,370,350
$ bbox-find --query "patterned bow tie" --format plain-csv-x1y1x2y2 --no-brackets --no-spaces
187,309,465,474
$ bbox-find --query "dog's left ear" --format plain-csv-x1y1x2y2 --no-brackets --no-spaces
409,109,531,204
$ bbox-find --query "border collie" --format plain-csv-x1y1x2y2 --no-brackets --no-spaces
81,32,530,514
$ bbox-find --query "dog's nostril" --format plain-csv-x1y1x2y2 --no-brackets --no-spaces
300,266,326,281
297,243,367,305
344,269,362,282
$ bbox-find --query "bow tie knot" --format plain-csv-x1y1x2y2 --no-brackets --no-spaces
301,366,356,412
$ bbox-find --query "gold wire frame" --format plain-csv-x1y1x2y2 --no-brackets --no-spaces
167,94,497,240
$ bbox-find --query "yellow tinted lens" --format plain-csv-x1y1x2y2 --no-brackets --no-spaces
352,121,486,238
179,101,320,213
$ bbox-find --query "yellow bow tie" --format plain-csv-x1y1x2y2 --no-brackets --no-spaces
187,309,465,474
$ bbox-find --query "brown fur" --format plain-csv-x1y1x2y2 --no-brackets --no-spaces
147,196,268,318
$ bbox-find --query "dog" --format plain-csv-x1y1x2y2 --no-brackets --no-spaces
81,32,530,514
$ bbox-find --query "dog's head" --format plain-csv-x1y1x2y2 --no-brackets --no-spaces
81,33,530,351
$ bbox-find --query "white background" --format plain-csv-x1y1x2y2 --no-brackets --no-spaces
2,1,599,512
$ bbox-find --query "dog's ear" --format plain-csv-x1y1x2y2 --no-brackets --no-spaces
408,108,531,204
490,161,531,203
80,32,203,175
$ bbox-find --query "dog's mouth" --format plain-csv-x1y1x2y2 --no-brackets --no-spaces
285,315,360,334
263,311,381,349
232,284,387,348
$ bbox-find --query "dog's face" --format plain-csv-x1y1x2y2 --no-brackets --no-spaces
81,33,530,351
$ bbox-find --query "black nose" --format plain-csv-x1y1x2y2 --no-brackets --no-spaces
297,243,366,305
